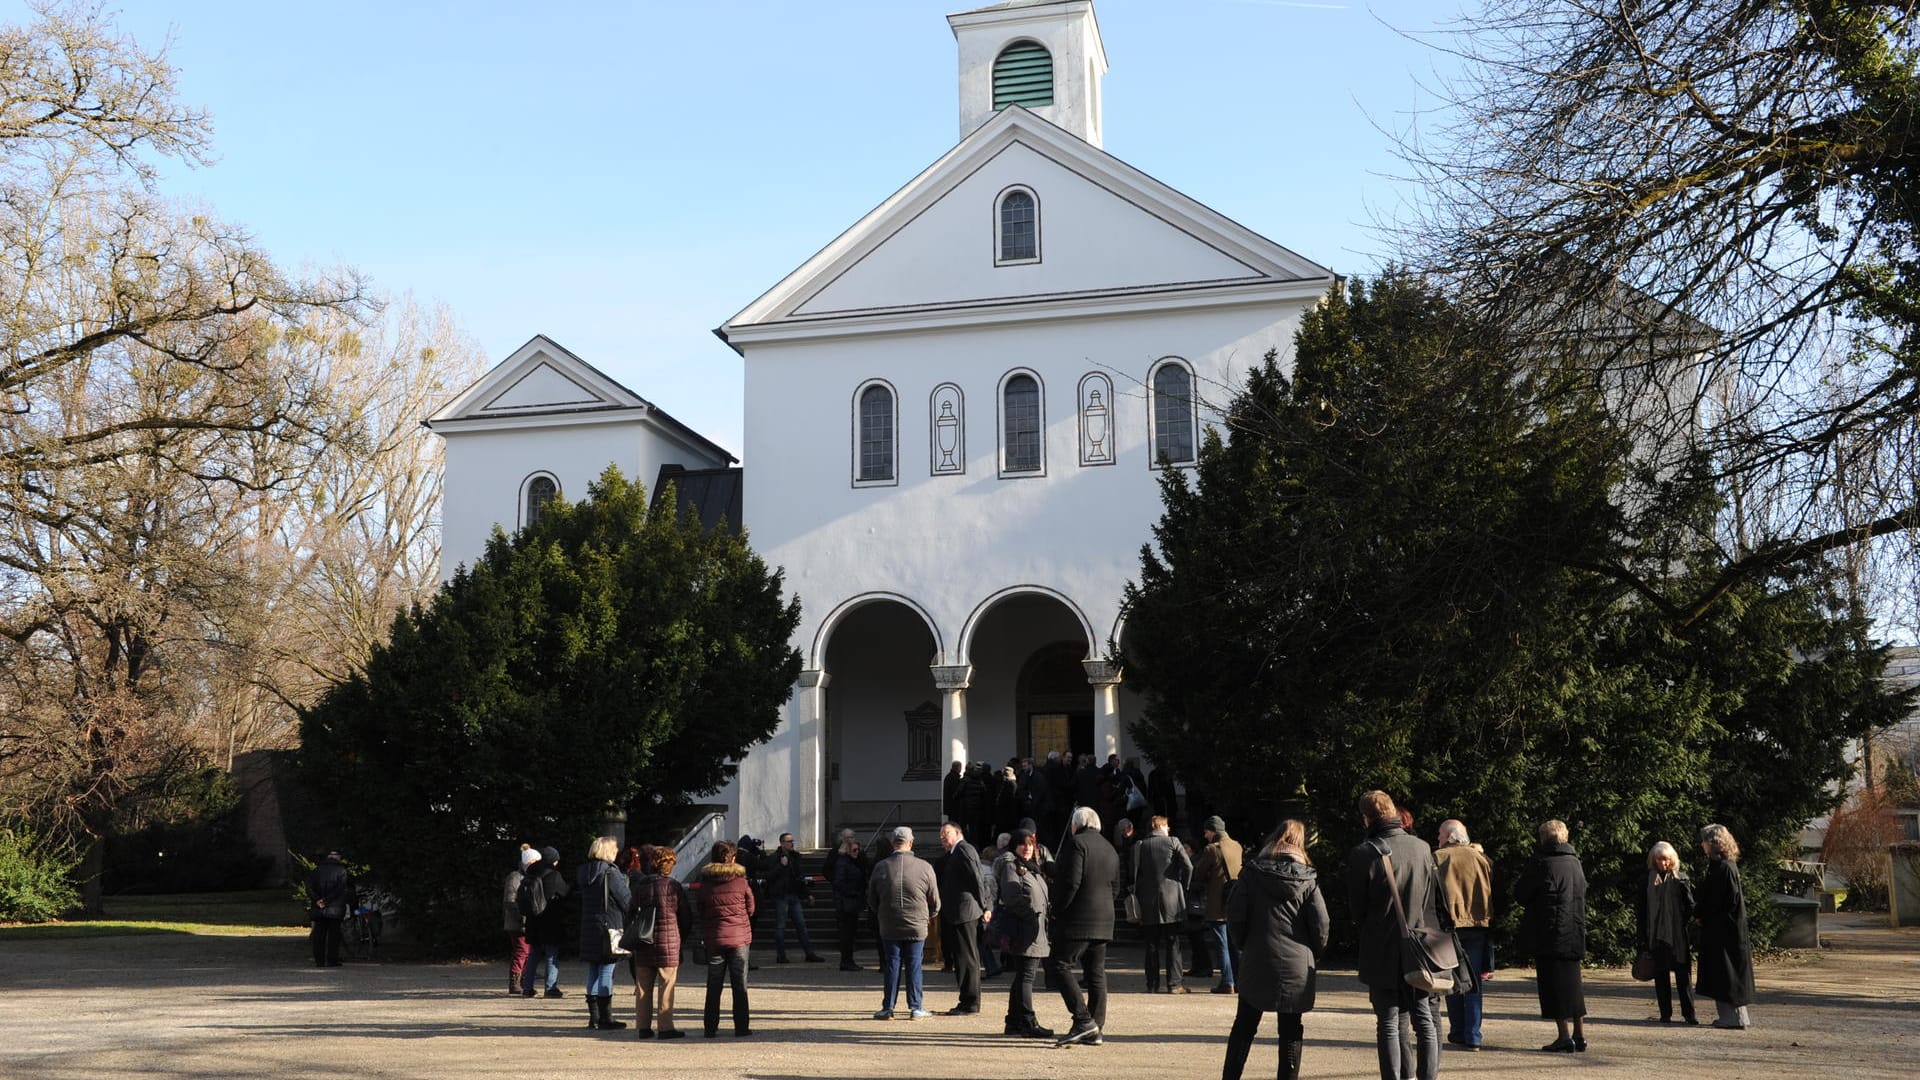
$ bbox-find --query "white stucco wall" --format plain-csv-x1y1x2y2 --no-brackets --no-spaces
437,416,727,578
730,296,1314,841
745,300,1310,665
794,141,1256,316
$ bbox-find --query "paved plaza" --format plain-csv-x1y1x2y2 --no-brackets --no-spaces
4,914,1916,1079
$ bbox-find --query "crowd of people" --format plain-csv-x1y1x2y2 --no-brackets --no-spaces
469,781,1758,1078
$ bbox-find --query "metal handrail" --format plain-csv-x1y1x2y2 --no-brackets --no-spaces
670,810,728,883
864,803,905,852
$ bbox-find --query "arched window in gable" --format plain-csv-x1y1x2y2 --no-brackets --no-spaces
522,472,559,529
999,370,1045,477
1149,358,1198,467
996,186,1039,265
854,379,897,486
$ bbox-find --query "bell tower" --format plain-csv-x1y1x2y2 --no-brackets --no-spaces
948,0,1108,148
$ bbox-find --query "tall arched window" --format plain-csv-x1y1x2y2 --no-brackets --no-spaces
1000,371,1044,476
993,41,1054,110
1150,359,1197,467
523,473,558,528
854,380,897,486
997,186,1039,264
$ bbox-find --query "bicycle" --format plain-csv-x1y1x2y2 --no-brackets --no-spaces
345,905,382,960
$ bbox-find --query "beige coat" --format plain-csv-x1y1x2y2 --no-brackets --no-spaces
1195,834,1243,922
1434,843,1494,929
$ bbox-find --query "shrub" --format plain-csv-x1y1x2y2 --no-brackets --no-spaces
0,824,80,922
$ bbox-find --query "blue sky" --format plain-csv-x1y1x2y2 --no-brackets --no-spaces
77,1,1464,455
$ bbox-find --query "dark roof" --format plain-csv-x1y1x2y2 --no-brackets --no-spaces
651,465,743,535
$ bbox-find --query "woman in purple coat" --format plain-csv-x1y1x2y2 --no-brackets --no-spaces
627,846,697,1038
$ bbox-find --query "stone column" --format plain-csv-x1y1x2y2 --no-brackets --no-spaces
1084,659,1123,761
796,669,830,850
931,664,973,772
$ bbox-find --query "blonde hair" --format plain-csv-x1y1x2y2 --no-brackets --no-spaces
1266,818,1312,866
1699,823,1741,863
1539,819,1568,845
1647,841,1679,872
588,836,619,863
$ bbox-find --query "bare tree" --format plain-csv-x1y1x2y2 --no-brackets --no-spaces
200,297,487,764
1399,0,1920,631
0,4,369,907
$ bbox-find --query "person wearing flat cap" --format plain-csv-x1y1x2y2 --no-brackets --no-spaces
866,826,941,1021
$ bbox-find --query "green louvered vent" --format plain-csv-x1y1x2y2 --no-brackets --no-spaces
993,41,1054,110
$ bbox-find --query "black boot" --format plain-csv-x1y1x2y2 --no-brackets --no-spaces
586,995,601,1030
1282,1037,1303,1080
596,995,627,1030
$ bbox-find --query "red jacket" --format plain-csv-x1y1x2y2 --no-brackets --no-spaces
696,862,755,950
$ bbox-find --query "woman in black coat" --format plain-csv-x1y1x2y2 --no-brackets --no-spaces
829,837,870,971
1633,840,1697,1024
1515,819,1588,1053
1694,823,1755,1029
1221,820,1327,1080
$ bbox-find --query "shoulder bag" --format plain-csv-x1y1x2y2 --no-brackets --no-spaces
621,875,659,951
1374,842,1457,994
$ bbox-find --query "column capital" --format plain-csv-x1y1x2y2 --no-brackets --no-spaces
1082,659,1123,686
797,669,830,689
930,664,973,691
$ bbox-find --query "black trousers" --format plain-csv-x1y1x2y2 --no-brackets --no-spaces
837,911,861,965
310,917,343,966
1223,999,1304,1080
1652,943,1696,1021
1004,955,1042,1025
1143,922,1184,990
1048,938,1108,1028
945,919,981,1007
704,946,750,1034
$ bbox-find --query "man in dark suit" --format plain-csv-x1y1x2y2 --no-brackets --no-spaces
937,821,989,1014
1048,805,1119,1046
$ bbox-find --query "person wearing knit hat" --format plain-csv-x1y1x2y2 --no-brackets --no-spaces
1195,816,1243,994
504,845,540,994
523,846,571,998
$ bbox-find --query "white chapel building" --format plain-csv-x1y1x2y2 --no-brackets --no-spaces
429,0,1336,849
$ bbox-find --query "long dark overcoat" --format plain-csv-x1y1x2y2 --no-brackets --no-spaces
1342,825,1441,993
1051,825,1119,941
1694,857,1754,1006
1515,843,1588,961
1130,833,1192,926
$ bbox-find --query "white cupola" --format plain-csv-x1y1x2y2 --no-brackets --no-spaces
948,0,1108,148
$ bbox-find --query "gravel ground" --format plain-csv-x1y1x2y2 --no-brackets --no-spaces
3,912,1916,1079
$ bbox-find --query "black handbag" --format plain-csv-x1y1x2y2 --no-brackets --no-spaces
620,875,660,950
1375,843,1458,994
1632,949,1656,981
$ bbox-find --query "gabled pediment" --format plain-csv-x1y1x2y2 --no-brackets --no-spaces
427,335,645,425
723,106,1334,336
426,334,739,463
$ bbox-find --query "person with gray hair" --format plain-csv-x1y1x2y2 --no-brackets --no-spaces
1049,803,1119,1045
866,825,940,1020
1695,824,1754,1029
1516,820,1587,1052
1635,840,1697,1024
1434,819,1493,1050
